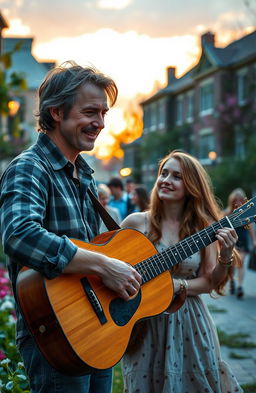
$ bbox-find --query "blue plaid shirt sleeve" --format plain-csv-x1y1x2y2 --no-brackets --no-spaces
0,158,77,279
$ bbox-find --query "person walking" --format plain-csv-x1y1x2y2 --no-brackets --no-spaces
98,183,121,232
0,61,141,393
132,185,150,212
223,188,256,298
107,177,134,219
120,150,242,393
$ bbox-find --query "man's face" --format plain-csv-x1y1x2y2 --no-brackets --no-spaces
51,83,109,161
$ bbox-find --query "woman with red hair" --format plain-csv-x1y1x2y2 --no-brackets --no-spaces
121,150,242,393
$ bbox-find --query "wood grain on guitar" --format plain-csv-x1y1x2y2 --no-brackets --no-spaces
16,197,256,375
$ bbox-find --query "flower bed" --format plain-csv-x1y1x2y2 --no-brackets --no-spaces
0,265,30,392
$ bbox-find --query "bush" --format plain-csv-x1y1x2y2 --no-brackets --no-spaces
0,265,30,392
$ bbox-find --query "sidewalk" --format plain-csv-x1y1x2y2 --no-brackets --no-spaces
202,256,256,387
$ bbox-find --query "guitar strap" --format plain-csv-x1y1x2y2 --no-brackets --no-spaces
88,188,121,231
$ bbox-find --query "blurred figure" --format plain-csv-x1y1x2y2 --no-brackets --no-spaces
98,183,121,232
132,185,150,212
223,188,256,298
107,177,134,219
125,178,136,196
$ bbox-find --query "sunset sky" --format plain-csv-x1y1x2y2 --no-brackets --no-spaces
1,0,255,159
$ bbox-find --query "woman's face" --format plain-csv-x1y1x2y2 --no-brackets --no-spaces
157,158,186,203
232,195,245,208
132,191,139,205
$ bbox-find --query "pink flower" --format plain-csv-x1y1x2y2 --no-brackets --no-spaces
227,96,237,107
0,350,6,360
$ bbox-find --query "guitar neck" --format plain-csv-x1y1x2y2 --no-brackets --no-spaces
135,216,232,284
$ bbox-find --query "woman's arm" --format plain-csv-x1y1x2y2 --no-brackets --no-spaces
173,227,238,296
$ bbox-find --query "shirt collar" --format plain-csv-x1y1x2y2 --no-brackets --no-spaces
36,132,94,175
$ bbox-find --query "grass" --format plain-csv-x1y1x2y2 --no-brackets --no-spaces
112,363,124,393
207,304,227,313
217,329,256,349
240,382,256,393
229,351,252,359
0,243,6,264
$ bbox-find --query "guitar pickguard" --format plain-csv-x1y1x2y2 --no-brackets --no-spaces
109,291,141,326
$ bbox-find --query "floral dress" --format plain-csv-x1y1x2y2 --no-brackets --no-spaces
121,244,243,393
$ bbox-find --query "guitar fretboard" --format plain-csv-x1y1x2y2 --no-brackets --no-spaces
135,216,232,285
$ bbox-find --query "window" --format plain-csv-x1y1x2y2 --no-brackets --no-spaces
199,79,214,115
198,128,215,161
158,98,165,129
150,102,157,131
235,128,245,159
186,92,193,122
176,95,183,126
143,106,150,134
237,68,248,105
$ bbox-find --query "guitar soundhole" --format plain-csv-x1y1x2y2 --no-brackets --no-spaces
109,291,141,326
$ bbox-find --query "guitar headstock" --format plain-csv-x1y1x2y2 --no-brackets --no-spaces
229,196,256,229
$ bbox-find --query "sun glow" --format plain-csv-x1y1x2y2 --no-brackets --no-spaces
30,29,200,160
3,18,31,36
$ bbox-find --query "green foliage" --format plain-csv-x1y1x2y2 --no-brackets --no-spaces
207,134,256,205
241,382,256,393
217,329,256,349
207,304,227,313
0,42,27,159
0,243,5,264
112,363,124,393
0,48,27,115
229,351,251,359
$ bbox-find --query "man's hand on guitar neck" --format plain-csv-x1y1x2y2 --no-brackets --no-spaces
64,247,142,301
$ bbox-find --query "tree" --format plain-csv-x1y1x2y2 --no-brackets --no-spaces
0,41,27,159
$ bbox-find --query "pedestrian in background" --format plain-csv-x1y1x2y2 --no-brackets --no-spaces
132,185,150,212
223,187,256,298
107,177,135,219
125,178,136,196
120,150,242,393
98,183,121,232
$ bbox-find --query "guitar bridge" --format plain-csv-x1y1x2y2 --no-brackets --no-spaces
80,277,107,325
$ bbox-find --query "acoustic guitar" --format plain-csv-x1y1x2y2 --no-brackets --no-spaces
16,197,256,375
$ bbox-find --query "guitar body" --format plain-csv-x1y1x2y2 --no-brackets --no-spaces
16,228,174,375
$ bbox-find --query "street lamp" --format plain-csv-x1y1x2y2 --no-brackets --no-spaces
119,167,132,177
208,151,217,165
8,98,20,116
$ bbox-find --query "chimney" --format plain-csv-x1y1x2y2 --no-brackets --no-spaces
167,66,176,85
201,32,215,48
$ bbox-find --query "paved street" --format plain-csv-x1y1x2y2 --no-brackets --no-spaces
202,255,256,388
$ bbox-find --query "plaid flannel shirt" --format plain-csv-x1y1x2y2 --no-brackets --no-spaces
0,132,100,339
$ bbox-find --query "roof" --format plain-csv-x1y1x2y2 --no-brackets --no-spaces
141,67,195,105
3,37,51,90
141,30,256,105
204,30,256,67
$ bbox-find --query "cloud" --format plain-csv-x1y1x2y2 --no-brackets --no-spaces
33,28,199,101
3,17,31,35
97,0,133,10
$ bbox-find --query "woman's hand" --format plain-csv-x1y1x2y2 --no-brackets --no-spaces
215,227,238,261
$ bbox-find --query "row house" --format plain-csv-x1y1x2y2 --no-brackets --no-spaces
124,30,256,189
2,37,55,143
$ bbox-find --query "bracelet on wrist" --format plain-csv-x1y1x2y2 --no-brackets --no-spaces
218,254,234,267
176,278,188,294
